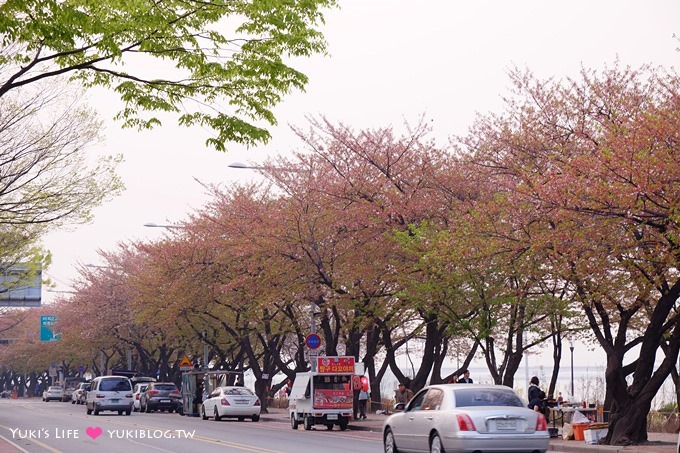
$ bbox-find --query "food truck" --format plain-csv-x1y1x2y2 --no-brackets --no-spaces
288,356,355,431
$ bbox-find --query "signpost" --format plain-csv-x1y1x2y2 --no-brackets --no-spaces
179,355,193,371
40,315,60,342
305,333,321,350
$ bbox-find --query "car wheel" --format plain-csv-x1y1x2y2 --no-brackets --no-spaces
214,407,221,421
303,415,312,431
118,410,123,415
384,428,399,453
339,418,348,431
291,414,299,430
252,415,260,422
430,433,444,453
201,406,208,420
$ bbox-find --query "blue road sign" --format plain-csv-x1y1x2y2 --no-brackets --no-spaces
40,315,60,342
305,333,321,349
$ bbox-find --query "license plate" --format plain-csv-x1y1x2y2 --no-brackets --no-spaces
160,399,171,403
110,399,119,403
495,419,517,430
327,414,338,420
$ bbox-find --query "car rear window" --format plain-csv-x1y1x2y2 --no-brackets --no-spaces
99,379,131,392
454,388,524,408
222,387,254,396
153,384,178,391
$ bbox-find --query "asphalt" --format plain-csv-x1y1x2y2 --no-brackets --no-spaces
0,402,675,452
261,407,678,453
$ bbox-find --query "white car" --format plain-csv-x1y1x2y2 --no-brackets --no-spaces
383,384,549,453
42,386,64,402
86,376,133,416
201,386,260,422
72,382,91,405
132,383,149,412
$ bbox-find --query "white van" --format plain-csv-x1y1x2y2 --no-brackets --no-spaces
86,376,134,416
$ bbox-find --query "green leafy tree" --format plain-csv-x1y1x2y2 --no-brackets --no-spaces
0,80,122,289
0,0,336,150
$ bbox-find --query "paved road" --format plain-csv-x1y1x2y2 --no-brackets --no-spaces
1,399,676,452
0,399,381,452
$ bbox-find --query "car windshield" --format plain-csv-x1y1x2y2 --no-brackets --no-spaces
222,387,254,396
454,388,524,408
100,379,131,392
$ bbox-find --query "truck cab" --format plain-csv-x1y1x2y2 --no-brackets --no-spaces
288,356,355,431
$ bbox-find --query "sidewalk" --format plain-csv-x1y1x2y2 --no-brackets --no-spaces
261,407,677,452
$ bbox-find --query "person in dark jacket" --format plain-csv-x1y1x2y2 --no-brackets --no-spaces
458,370,473,383
528,376,548,418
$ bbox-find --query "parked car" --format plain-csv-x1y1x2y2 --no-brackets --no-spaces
61,376,87,402
382,384,549,453
140,382,181,413
86,375,133,416
201,386,260,422
132,383,149,412
42,386,64,402
72,382,91,405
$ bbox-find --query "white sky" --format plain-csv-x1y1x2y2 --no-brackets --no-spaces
41,1,679,368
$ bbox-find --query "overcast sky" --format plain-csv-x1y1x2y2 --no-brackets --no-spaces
41,0,679,366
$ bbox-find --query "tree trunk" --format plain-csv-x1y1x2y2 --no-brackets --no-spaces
606,396,650,445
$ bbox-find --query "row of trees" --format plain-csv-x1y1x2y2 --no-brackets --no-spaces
1,64,677,445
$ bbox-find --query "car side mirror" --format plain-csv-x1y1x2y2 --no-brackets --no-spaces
393,402,406,412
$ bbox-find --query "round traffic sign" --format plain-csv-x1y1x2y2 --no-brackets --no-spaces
305,333,321,349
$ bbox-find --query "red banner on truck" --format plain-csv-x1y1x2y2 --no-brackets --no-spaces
313,389,353,409
317,356,355,374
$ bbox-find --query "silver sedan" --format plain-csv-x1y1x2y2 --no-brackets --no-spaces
383,384,549,453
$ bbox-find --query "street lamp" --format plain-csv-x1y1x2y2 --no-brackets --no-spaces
144,222,183,228
570,340,575,400
228,162,266,170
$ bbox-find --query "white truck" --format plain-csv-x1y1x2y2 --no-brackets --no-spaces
288,356,356,431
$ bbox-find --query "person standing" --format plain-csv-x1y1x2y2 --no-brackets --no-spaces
358,388,369,419
459,370,473,383
394,382,414,404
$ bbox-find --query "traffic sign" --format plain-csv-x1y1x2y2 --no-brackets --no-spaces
178,355,193,370
305,333,321,349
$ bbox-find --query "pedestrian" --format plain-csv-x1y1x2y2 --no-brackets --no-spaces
394,381,414,404
458,370,473,383
528,376,549,418
447,374,458,384
358,388,369,419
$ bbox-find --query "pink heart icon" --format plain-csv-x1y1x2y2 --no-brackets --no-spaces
86,426,103,440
